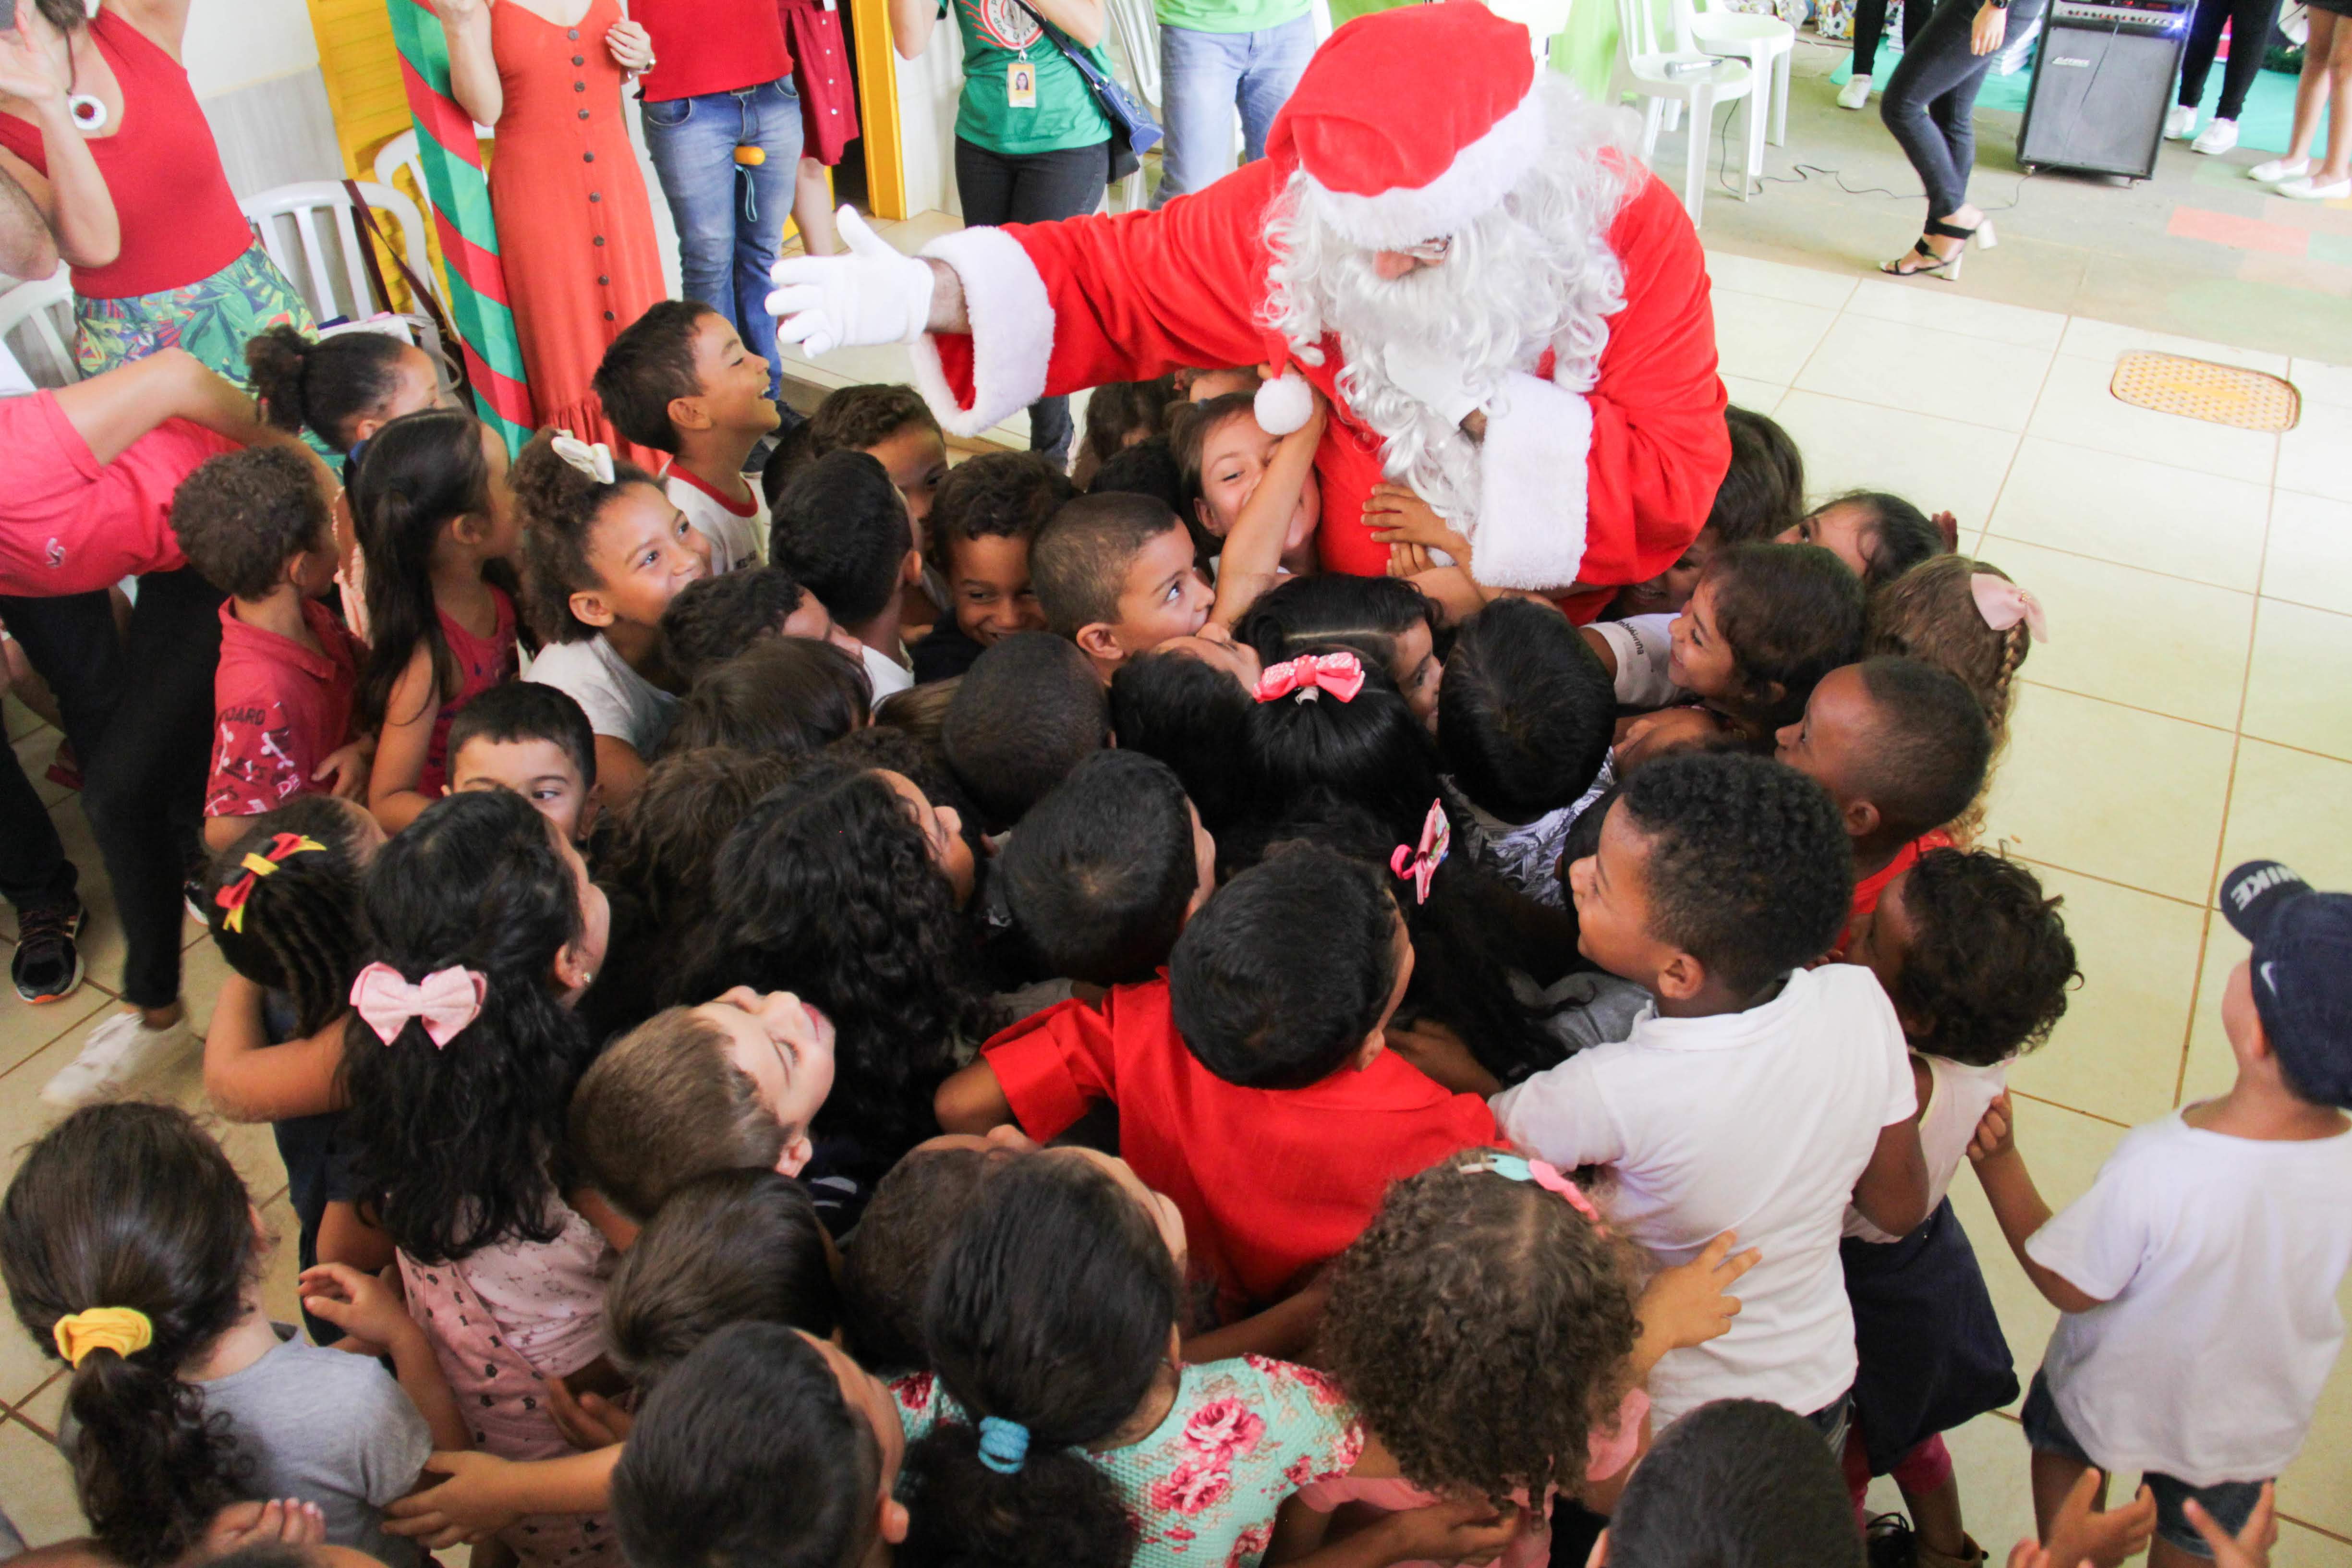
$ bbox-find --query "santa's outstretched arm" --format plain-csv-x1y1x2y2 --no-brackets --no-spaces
767,174,1283,438
1468,173,1730,594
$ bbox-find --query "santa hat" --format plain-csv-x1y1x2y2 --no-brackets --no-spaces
1263,2,1544,254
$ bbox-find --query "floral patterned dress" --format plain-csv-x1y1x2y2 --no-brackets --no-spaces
894,1355,1366,1568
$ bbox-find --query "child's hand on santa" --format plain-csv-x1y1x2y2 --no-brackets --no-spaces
1365,484,1471,565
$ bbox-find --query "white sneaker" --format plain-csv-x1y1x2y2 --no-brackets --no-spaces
2251,156,2312,182
2164,104,2197,139
39,1009,194,1108
2192,119,2239,155
1837,73,1872,109
2277,173,2352,200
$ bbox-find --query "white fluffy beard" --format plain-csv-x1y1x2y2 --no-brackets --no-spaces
1260,77,1632,524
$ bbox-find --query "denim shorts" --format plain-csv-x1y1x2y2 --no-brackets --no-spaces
2019,1371,2267,1559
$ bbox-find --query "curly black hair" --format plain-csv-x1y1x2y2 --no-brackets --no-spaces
1,1105,260,1568
1110,647,1257,837
339,790,599,1262
928,451,1074,578
899,1154,1169,1568
660,565,811,681
667,636,871,760
692,759,992,1165
170,444,330,601
202,795,374,1036
1621,752,1853,993
1320,1154,1640,1510
1889,849,2077,1066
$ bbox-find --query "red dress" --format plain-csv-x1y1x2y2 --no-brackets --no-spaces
487,0,666,464
776,0,861,166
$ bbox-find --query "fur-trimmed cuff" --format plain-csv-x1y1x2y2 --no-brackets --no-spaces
908,227,1055,438
1471,371,1594,591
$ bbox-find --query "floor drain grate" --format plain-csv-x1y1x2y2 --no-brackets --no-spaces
2109,352,2301,432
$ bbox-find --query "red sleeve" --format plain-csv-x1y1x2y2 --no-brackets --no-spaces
1578,169,1731,586
978,992,1124,1141
204,697,303,819
914,167,1283,436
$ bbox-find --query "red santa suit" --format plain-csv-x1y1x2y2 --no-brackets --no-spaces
898,4,1729,608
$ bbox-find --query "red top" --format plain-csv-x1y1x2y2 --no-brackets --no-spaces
1836,829,1956,957
205,597,366,819
929,156,1726,587
632,0,792,102
0,12,252,299
0,391,232,596
981,976,1502,1322
418,585,519,797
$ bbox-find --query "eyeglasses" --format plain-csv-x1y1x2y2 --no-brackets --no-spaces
1398,235,1453,263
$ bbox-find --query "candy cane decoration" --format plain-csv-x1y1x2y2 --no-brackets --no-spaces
386,0,533,453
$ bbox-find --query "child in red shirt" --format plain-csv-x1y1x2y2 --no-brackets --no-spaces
937,842,1499,1325
1773,657,1991,957
171,447,371,852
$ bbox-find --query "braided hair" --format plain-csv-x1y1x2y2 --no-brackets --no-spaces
202,796,377,1036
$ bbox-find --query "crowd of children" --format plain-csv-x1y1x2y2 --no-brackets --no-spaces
2,296,2347,1568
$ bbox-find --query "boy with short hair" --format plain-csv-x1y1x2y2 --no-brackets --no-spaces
570,989,839,1223
770,450,921,699
445,681,602,844
658,564,868,683
1438,596,1618,908
911,452,1073,683
174,446,371,853
805,381,950,531
1493,751,1929,1434
939,632,1109,832
595,300,782,574
1030,492,1213,681
1773,656,1990,947
936,843,1497,1324
999,751,1216,986
1981,859,2352,1567
1596,1398,1865,1568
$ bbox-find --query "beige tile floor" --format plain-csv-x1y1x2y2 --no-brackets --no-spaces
4,242,2351,1561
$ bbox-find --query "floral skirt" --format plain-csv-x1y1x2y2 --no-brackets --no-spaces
74,243,315,383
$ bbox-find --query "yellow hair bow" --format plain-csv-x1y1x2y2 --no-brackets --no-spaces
214,833,327,934
53,1306,153,1367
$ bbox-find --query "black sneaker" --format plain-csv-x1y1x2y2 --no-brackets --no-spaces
1867,1513,1920,1568
12,900,85,1005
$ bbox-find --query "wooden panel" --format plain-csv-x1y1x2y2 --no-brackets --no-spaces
305,0,412,178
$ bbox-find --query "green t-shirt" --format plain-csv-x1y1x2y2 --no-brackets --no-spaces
951,0,1116,155
1154,0,1311,35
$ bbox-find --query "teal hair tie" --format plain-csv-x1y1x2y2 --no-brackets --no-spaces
977,1415,1031,1475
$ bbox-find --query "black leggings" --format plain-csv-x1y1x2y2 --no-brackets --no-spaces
2177,0,2280,119
954,135,1109,466
0,733,76,914
0,568,224,1009
1854,0,1936,79
1880,0,2045,219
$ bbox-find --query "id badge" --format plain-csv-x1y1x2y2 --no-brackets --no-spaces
1007,59,1037,108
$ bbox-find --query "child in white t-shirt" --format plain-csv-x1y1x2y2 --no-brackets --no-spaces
1491,751,1928,1435
1977,859,2352,1566
593,301,780,574
1838,847,2081,1568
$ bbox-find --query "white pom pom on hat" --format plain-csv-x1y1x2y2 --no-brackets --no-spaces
1253,368,1315,436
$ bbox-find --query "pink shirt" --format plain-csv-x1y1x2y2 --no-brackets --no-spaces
205,597,366,819
0,392,233,596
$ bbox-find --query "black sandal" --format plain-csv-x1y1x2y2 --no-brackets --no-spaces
1880,216,1997,280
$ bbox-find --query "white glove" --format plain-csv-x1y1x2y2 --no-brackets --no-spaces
765,207,937,358
1382,341,1486,427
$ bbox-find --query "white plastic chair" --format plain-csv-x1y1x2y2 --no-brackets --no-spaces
1611,0,1755,227
241,179,445,324
1675,0,1792,162
0,269,79,387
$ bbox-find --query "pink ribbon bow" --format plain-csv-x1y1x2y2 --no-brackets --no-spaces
1253,651,1366,705
350,961,488,1048
1970,574,2049,644
1484,1153,1610,1234
1390,798,1452,905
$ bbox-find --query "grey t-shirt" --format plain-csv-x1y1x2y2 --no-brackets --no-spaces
199,1325,432,1568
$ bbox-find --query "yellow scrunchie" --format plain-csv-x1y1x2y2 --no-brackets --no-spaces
53,1307,153,1367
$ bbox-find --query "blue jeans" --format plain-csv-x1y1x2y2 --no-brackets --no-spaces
1152,15,1316,205
641,78,805,398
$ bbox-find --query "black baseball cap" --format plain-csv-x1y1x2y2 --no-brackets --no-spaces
2218,861,2352,1109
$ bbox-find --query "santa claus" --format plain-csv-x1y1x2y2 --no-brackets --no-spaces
766,0,1729,608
